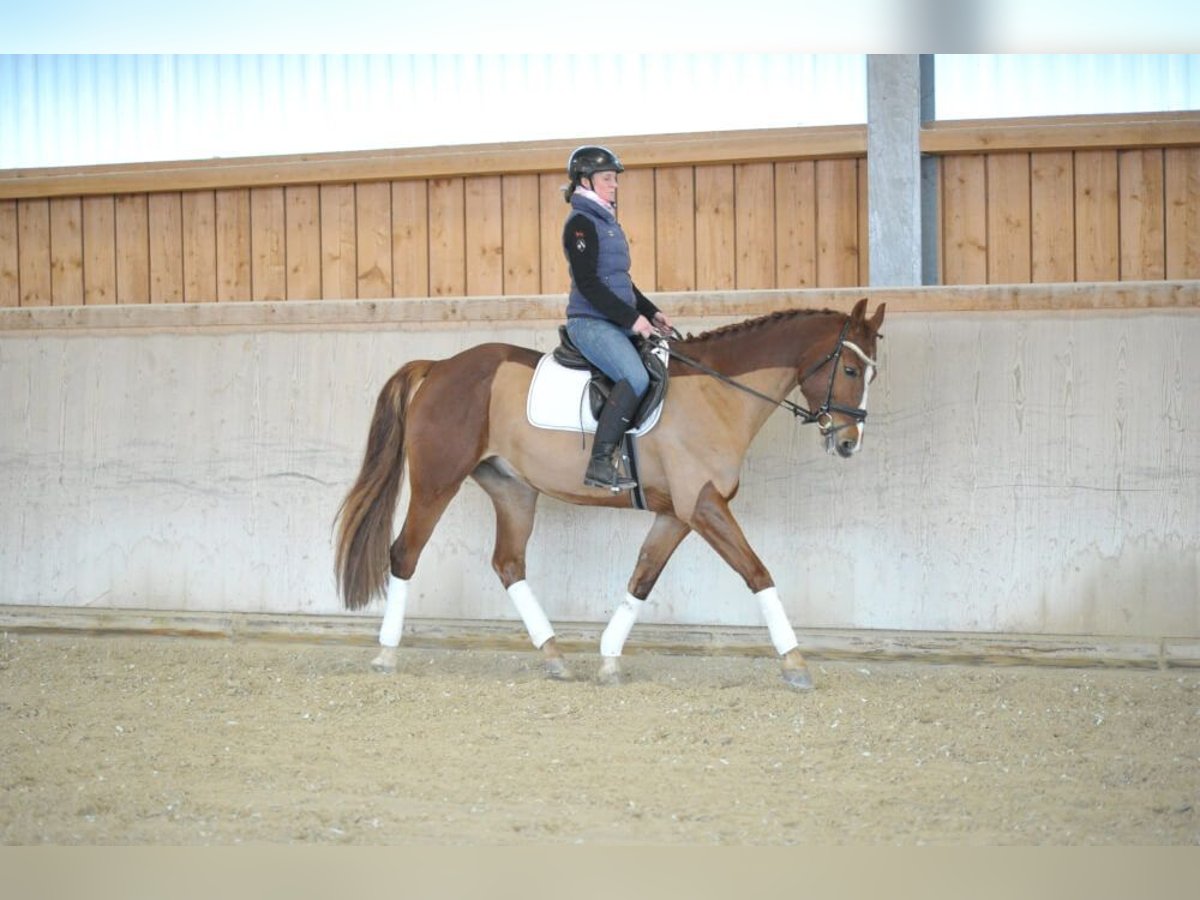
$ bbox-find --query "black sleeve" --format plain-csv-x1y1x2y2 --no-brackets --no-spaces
633,284,660,319
564,213,640,329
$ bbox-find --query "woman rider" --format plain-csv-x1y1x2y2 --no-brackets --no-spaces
562,145,674,492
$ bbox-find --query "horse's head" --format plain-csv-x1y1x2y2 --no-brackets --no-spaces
798,298,885,458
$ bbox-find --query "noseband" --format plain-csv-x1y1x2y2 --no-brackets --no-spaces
659,314,878,432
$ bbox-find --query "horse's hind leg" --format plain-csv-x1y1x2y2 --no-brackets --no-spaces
598,513,691,685
471,461,569,680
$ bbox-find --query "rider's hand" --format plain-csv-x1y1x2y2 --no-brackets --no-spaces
632,315,655,339
652,311,674,337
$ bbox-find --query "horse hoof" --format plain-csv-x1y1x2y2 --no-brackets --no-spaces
597,658,625,686
544,657,573,681
371,646,398,673
781,666,814,690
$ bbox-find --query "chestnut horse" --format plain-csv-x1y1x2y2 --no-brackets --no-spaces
334,298,885,689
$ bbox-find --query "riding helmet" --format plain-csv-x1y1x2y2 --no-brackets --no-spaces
567,145,624,184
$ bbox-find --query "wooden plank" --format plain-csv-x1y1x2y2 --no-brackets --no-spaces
0,125,868,200
81,195,116,305
284,185,321,300
428,177,465,297
464,175,503,297
114,194,149,304
0,200,17,307
921,110,1200,154
695,164,736,291
654,166,696,292
940,154,987,286
49,197,83,306
615,168,656,292
18,200,52,306
320,183,358,300
249,187,285,301
539,174,568,298
1118,149,1165,281
5,283,1196,336
986,152,1031,284
815,158,860,288
772,161,816,288
1030,151,1075,283
857,158,869,286
181,191,217,303
148,193,183,303
501,173,541,295
391,180,429,299
1165,147,1200,279
735,162,775,290
215,189,252,302
355,181,393,300
1074,150,1120,282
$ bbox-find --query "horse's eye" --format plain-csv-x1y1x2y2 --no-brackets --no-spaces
843,366,859,378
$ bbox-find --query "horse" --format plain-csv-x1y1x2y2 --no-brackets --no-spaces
333,297,885,689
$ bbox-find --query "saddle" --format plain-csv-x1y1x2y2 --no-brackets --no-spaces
551,325,669,431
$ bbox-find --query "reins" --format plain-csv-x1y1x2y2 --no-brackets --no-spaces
654,314,868,430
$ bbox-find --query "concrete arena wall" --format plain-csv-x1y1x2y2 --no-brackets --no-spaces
2,288,1199,648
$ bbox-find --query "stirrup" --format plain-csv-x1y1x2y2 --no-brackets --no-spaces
584,451,637,493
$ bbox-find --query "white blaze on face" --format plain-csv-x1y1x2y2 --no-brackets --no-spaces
842,340,878,453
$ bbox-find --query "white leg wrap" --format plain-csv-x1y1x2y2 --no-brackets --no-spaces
378,577,409,648
756,586,799,656
600,593,645,658
508,580,554,649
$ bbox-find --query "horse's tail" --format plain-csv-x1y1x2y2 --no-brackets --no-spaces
334,359,434,611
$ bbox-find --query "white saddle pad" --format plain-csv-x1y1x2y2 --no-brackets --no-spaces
526,352,665,436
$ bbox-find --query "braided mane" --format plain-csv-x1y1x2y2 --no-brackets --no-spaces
677,307,835,346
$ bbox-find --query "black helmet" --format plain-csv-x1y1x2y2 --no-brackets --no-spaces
567,145,624,184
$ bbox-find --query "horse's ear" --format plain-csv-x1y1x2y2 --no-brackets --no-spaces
850,297,868,322
868,302,886,334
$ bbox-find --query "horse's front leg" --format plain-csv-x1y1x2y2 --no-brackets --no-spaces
598,513,691,685
689,483,814,690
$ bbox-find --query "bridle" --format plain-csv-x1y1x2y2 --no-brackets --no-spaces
655,313,878,435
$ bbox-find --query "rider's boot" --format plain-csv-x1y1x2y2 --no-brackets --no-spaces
584,379,639,492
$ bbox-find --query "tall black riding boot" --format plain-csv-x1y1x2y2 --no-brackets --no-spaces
584,379,640,492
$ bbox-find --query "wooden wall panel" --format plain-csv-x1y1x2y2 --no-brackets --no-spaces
115,194,149,304
285,186,321,300
1165,147,1200,279
49,197,82,307
4,119,1194,307
695,165,736,291
464,176,502,297
0,201,17,307
735,163,775,290
857,160,869,286
391,180,429,299
940,154,987,285
501,174,541,295
148,193,183,303
1030,151,1075,283
815,159,859,288
654,166,696,292
215,189,252,302
615,168,656,291
182,191,216,303
427,178,465,297
249,187,285,302
1118,149,1165,281
986,153,1031,284
320,184,357,300
355,181,393,300
1074,150,1120,282
82,196,116,305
